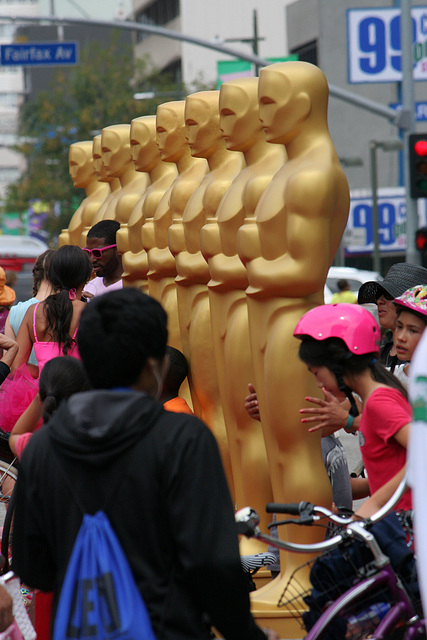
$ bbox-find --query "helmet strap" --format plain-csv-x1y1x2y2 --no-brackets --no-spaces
330,364,360,418
346,392,359,418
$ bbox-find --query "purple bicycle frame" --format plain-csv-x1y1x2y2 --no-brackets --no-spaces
307,563,425,640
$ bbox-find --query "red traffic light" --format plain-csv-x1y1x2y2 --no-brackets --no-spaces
414,140,427,156
410,134,427,198
416,228,427,251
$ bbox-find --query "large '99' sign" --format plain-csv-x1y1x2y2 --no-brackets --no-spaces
345,190,408,255
347,8,427,83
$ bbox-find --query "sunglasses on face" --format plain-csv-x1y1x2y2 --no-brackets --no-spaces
377,291,394,301
83,244,117,259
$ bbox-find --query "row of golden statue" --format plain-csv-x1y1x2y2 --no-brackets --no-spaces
59,61,350,635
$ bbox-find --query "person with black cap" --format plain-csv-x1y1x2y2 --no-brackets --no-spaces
358,262,427,372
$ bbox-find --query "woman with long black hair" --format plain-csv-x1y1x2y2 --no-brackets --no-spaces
0,246,92,431
12,245,92,372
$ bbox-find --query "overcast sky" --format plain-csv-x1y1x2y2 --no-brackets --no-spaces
39,0,132,21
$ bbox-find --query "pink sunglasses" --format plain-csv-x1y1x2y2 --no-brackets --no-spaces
83,244,117,259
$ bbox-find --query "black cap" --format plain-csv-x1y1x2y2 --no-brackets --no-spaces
358,262,427,304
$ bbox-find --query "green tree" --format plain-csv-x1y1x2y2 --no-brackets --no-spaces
4,32,183,243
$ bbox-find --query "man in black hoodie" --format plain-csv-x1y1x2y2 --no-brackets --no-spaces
12,288,274,640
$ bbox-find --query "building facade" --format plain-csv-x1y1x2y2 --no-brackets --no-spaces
132,0,296,88
286,0,427,269
0,0,39,203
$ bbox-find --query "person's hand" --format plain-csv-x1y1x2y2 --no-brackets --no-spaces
262,627,280,640
300,388,348,436
244,383,260,421
0,333,18,369
0,585,13,632
81,290,94,302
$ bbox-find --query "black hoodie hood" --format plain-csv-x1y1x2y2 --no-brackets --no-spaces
47,389,164,467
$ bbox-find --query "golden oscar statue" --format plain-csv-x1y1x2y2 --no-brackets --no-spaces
80,131,125,247
236,62,350,632
200,77,285,556
143,101,208,354
91,123,151,228
168,90,244,497
58,141,110,247
91,133,121,224
117,115,177,291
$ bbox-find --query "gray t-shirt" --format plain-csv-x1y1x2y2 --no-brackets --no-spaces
9,297,38,365
321,435,353,511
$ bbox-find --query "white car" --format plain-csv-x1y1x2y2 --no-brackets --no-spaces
324,266,383,304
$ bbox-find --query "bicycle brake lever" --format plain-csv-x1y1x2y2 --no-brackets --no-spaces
272,514,315,528
235,507,260,538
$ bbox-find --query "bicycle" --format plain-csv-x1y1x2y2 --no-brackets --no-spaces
0,429,18,505
236,477,425,640
0,429,19,575
0,429,18,514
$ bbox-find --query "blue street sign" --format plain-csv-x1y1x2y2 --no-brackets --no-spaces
0,42,78,67
390,102,427,123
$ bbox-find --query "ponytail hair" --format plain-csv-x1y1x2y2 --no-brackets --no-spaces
32,249,55,297
39,356,90,423
298,337,408,400
43,246,92,354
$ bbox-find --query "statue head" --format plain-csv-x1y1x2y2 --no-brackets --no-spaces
184,90,223,159
156,101,187,163
69,141,95,188
219,77,261,152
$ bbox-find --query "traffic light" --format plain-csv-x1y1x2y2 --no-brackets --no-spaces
416,228,427,251
409,134,427,199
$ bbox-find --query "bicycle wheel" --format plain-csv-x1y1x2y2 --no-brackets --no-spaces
0,458,18,518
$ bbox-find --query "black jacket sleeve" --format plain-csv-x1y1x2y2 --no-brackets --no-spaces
164,421,266,640
0,362,10,387
12,433,57,591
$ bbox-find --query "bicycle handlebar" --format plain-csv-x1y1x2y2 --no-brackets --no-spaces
265,475,408,524
236,475,409,561
266,501,312,515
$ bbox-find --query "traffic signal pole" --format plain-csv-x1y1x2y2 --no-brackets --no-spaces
401,0,419,265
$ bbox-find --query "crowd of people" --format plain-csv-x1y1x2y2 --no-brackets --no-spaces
0,225,426,638
0,221,277,640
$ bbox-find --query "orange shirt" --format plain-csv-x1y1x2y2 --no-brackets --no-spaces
163,396,193,415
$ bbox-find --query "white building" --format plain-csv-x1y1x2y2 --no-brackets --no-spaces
285,0,427,271
0,0,39,203
132,0,295,88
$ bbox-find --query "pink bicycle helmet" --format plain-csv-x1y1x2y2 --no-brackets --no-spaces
293,303,380,354
394,284,427,317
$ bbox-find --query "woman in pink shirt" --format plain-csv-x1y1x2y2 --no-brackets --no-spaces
293,303,411,517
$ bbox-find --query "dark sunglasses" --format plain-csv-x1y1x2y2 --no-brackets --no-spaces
377,291,394,301
83,244,117,259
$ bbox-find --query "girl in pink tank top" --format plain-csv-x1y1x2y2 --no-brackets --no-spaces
0,246,92,431
32,302,80,372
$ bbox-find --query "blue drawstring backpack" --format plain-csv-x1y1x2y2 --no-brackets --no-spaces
53,510,157,640
52,447,157,640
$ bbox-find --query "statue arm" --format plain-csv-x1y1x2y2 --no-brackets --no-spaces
122,250,148,274
207,254,248,289
246,176,336,296
201,218,248,288
175,250,210,281
147,246,177,274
